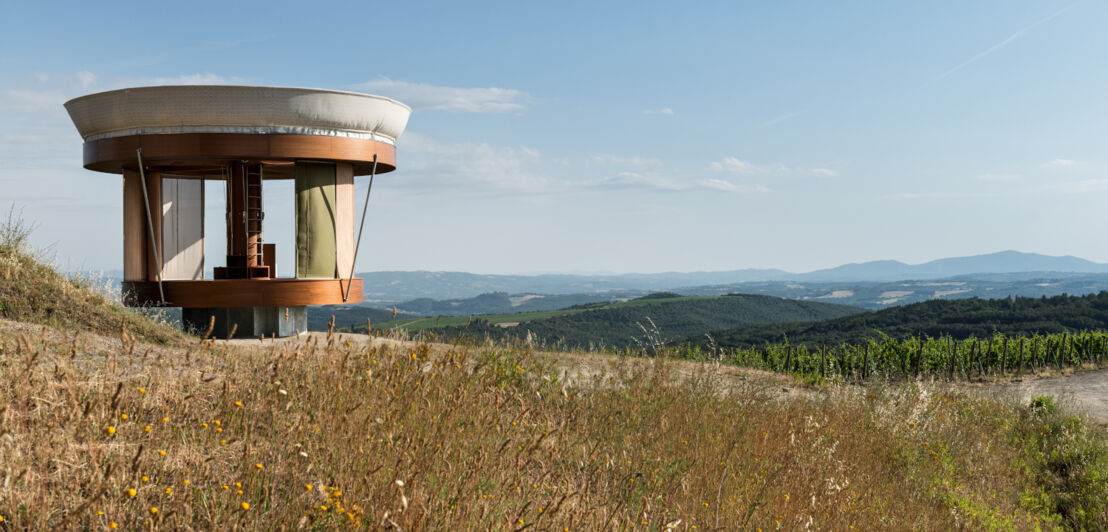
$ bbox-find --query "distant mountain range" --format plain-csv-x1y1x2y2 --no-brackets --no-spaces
358,251,1108,303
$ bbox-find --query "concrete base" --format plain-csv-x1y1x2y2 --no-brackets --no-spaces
182,306,307,339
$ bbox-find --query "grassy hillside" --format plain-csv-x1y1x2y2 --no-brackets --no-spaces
4,317,1108,529
0,223,1106,528
0,215,183,344
428,293,864,349
692,291,1108,348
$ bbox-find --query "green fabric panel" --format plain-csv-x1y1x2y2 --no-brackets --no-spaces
295,162,337,278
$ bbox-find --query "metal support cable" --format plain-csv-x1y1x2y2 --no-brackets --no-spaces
135,148,166,305
343,154,378,302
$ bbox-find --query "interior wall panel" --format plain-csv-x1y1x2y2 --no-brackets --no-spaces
161,176,205,280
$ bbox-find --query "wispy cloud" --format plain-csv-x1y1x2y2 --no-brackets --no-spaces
592,154,662,167
708,156,760,174
761,110,804,128
128,73,253,86
353,78,531,113
75,71,96,88
594,173,763,194
643,108,675,116
399,132,552,194
937,4,1076,80
1041,158,1076,167
596,172,685,192
811,168,839,178
886,191,986,200
978,173,1022,182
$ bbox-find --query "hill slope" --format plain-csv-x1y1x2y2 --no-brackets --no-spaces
690,291,1108,348
0,221,183,344
435,293,864,348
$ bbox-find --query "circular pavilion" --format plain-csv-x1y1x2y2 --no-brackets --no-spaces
65,85,410,337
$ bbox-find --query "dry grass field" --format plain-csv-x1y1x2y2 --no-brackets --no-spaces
1,220,1107,530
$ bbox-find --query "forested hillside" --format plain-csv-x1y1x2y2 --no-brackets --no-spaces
433,293,863,348
690,291,1108,348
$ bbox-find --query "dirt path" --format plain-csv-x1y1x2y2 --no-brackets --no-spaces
996,368,1108,425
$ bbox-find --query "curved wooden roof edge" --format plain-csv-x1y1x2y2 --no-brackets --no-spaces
66,85,410,175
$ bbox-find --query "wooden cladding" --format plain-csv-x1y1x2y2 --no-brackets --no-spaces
83,133,397,176
122,278,364,308
122,170,146,281
336,162,355,280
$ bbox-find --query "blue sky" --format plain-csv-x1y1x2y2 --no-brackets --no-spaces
1,1,1105,275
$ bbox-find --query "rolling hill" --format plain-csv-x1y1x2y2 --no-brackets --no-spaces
427,292,864,349
349,251,1108,303
685,291,1108,348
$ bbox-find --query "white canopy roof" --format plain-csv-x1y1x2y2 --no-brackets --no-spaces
65,85,411,145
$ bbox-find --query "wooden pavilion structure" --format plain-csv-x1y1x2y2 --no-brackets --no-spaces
65,85,410,337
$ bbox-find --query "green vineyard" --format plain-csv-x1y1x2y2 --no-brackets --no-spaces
677,331,1108,381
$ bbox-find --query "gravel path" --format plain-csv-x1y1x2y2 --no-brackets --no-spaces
999,368,1108,425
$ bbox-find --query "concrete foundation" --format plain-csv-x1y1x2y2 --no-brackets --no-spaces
182,306,307,339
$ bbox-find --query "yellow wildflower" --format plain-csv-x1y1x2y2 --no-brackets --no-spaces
240,502,250,511
125,488,137,498
104,426,116,435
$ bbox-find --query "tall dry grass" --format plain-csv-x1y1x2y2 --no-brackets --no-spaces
1,319,1102,530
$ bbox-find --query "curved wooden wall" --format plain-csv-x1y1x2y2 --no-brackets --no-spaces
122,278,364,308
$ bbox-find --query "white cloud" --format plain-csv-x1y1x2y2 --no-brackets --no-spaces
597,172,685,191
643,108,675,115
1041,158,1075,167
811,168,839,178
0,90,67,113
976,172,1022,182
400,132,551,194
887,191,983,200
353,78,531,114
696,178,742,192
136,73,251,86
594,173,759,194
75,71,96,88
708,156,759,174
592,154,662,167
